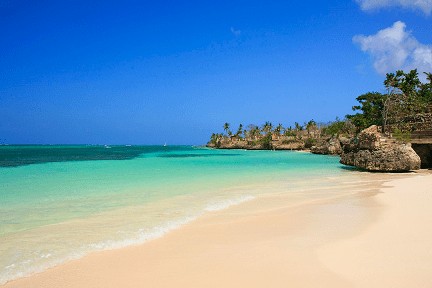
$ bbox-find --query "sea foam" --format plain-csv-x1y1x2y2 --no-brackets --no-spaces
0,195,256,286
204,195,255,212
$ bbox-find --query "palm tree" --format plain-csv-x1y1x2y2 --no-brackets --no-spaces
250,126,261,140
294,122,303,131
236,124,243,137
425,72,432,83
294,122,303,139
306,119,317,136
284,126,294,137
210,133,219,144
262,121,273,134
223,122,230,136
255,126,261,139
274,123,283,140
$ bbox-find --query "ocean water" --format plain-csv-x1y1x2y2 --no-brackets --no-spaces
0,145,367,285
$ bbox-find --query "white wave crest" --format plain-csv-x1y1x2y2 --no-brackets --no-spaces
204,195,255,212
89,216,198,251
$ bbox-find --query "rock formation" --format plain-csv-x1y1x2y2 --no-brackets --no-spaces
340,125,421,172
310,136,343,155
206,138,305,150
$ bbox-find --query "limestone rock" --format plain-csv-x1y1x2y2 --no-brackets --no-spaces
273,141,304,150
357,125,381,150
311,136,342,155
207,139,305,150
340,125,421,172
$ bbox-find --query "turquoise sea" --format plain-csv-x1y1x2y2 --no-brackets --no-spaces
0,145,368,285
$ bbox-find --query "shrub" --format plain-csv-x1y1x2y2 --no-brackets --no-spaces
304,138,316,149
259,133,273,150
393,128,411,143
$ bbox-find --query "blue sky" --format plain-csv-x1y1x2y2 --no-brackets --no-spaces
1,0,431,144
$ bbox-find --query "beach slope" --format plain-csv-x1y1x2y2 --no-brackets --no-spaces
3,173,432,288
318,174,432,287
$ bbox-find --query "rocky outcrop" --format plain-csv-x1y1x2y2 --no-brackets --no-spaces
311,136,342,155
273,142,305,150
207,136,351,154
206,139,305,150
207,140,248,149
340,125,421,172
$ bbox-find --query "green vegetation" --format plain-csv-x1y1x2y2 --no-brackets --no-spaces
347,69,432,133
209,133,222,148
259,133,273,150
236,124,243,138
304,138,316,149
209,69,431,149
347,92,387,131
384,70,432,109
322,117,355,136
223,122,232,136
209,118,354,150
274,123,283,138
392,128,411,143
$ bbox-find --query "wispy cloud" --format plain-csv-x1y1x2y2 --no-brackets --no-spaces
353,21,432,75
230,27,241,37
356,0,432,15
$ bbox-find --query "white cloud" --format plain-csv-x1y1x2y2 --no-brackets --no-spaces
353,21,432,75
356,0,432,15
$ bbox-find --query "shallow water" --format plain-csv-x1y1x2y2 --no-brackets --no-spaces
0,145,368,285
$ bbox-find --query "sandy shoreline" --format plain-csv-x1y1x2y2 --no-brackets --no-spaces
3,171,432,288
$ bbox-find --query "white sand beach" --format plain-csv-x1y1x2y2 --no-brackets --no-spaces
3,171,432,288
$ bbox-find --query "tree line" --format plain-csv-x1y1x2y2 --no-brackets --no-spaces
210,69,432,146
210,118,355,148
348,69,432,132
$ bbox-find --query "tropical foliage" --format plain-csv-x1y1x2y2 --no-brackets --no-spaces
209,118,354,149
322,117,355,136
347,69,432,133
347,92,387,131
209,69,431,148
